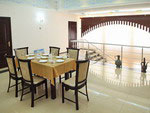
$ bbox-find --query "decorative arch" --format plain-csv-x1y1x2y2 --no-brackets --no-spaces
81,15,150,36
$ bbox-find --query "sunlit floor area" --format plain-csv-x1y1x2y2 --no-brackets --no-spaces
0,62,150,113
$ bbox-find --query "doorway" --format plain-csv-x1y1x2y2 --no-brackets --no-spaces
68,21,77,48
0,17,12,68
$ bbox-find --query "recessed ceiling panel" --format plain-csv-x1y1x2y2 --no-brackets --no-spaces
59,0,150,10
0,0,56,9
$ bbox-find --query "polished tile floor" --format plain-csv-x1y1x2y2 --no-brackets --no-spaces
0,62,150,113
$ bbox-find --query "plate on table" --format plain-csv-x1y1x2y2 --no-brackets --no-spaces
26,54,34,56
43,54,49,56
39,60,47,63
29,53,34,56
56,59,64,63
56,56,63,59
27,57,34,60
41,56,48,59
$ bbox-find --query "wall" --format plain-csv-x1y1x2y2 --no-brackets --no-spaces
0,2,78,53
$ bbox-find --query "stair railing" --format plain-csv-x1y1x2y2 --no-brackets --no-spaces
71,39,150,68
71,39,115,62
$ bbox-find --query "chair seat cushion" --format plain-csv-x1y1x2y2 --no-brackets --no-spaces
64,77,75,87
33,76,45,84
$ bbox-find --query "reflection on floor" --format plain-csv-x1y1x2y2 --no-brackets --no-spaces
0,62,150,113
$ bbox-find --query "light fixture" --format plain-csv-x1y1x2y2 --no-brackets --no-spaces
36,12,45,30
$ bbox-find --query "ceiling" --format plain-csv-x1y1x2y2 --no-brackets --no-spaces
0,0,56,9
0,0,150,16
58,0,150,16
58,0,150,10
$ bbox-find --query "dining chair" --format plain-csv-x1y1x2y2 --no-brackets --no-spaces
49,46,60,56
59,48,80,83
18,59,48,107
66,48,80,61
62,59,90,110
14,47,29,70
14,47,29,59
67,48,80,76
49,46,61,83
5,55,22,97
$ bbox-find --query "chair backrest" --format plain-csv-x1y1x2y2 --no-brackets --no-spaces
67,48,79,60
5,55,17,77
49,46,60,56
75,60,90,86
18,59,33,83
14,47,28,59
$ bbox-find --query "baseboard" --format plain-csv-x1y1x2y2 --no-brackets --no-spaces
0,68,8,73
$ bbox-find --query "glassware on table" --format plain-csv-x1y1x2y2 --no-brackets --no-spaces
52,60,55,64
52,53,55,58
63,55,67,59
67,53,70,58
63,53,69,59
48,54,51,62
35,53,41,61
48,54,52,60
48,54,55,64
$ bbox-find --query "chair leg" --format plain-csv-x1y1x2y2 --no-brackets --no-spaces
45,80,48,98
15,80,18,97
20,81,24,101
85,83,89,101
31,86,34,107
62,83,64,103
59,76,61,83
7,76,11,92
70,72,72,78
34,87,36,94
75,89,79,110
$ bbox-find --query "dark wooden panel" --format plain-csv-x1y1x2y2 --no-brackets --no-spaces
68,21,77,48
0,17,12,68
0,23,7,50
81,15,150,35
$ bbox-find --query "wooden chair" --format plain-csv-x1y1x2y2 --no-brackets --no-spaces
62,60,90,110
49,46,60,56
5,55,22,97
18,59,48,107
14,47,28,70
49,46,61,83
67,48,80,77
59,48,80,83
14,47,28,59
66,48,79,61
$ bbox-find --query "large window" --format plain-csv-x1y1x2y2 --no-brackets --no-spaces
82,25,150,70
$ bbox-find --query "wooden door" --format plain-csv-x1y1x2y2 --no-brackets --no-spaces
68,21,77,48
0,17,12,68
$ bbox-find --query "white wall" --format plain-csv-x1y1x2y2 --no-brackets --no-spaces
0,2,78,54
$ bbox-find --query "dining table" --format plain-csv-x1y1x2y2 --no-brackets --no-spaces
16,55,76,99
